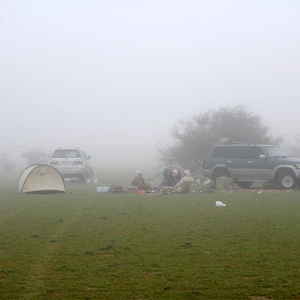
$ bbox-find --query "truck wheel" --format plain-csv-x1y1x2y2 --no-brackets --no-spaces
236,181,253,189
213,169,231,187
278,171,297,190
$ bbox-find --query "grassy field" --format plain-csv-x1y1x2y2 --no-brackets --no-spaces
1,181,300,299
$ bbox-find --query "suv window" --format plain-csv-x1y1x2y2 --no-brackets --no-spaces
52,150,81,158
212,146,235,158
264,146,288,158
235,146,265,159
212,146,265,159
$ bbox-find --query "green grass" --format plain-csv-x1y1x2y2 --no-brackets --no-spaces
1,182,300,299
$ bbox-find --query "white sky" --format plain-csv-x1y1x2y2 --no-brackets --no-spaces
1,1,299,165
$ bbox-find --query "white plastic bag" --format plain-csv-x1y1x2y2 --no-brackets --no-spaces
216,201,226,207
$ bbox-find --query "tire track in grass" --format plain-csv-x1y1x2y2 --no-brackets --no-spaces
23,204,85,299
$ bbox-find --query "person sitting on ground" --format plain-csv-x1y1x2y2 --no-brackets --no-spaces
160,166,182,187
174,170,194,193
131,170,150,190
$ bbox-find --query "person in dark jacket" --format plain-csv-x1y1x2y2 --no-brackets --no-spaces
160,166,182,187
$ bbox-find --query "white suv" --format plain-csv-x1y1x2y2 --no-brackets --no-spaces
49,148,93,182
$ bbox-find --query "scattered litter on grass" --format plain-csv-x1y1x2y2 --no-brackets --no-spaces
216,201,226,207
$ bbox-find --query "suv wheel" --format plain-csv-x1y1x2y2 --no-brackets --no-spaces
89,167,94,179
278,171,297,190
79,173,88,183
213,169,231,186
236,181,253,189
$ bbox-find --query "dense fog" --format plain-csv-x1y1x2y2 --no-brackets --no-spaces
1,1,300,171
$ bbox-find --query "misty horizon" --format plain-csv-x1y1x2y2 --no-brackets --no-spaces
1,1,300,167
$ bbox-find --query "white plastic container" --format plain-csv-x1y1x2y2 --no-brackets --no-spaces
97,187,110,192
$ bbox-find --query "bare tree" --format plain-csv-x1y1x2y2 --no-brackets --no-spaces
20,150,50,165
286,135,300,157
158,105,282,172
